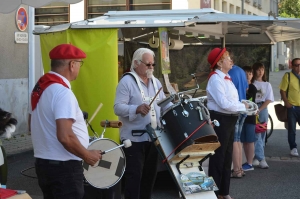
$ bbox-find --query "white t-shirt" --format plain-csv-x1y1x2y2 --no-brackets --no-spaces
31,72,89,161
253,80,274,103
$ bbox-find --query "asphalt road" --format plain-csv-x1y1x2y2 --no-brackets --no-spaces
5,70,300,199
4,126,300,199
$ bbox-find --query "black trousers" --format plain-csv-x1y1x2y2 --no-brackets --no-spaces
123,141,159,199
83,180,122,199
208,112,238,196
35,158,84,199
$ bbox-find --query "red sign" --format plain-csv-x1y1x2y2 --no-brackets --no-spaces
16,7,28,31
201,0,211,8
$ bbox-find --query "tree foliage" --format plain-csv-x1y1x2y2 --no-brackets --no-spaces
279,0,300,18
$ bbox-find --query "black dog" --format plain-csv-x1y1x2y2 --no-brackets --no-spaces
0,109,17,139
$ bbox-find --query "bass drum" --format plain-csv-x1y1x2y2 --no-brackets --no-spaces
83,138,125,189
161,98,218,153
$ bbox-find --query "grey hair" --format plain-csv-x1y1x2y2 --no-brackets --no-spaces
130,48,155,71
51,59,70,72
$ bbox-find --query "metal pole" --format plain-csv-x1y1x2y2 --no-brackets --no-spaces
241,0,244,14
28,6,35,106
221,37,225,48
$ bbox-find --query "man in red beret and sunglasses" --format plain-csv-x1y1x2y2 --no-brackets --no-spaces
29,44,102,199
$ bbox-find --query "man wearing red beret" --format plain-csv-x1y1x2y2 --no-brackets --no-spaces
29,44,102,199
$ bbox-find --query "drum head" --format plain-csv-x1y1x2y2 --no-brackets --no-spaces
83,139,125,189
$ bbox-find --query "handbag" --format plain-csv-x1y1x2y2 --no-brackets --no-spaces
274,104,288,122
274,72,290,123
255,115,267,133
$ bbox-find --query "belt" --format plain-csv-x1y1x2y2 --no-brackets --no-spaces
132,130,147,136
209,110,239,117
35,158,80,165
256,101,264,105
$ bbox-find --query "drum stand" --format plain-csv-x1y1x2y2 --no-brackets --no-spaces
147,126,220,199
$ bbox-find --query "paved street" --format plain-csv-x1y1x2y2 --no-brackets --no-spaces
2,69,300,199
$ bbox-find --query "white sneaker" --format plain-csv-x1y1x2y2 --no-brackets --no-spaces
259,159,269,169
252,159,259,167
290,148,299,157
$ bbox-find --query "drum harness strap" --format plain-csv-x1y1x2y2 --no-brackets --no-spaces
124,72,160,135
162,120,208,164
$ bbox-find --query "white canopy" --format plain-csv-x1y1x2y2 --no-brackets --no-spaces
0,0,82,13
33,8,300,44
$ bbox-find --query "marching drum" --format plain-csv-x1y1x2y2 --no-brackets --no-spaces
161,98,218,153
83,138,126,189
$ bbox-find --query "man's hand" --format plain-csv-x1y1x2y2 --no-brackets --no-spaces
242,101,249,109
84,150,102,166
285,102,293,108
136,103,151,115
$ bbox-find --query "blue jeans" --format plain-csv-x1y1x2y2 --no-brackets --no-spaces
234,114,247,142
287,106,300,150
254,105,268,161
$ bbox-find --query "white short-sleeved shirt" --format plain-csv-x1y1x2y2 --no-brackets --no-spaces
31,71,89,161
253,80,274,103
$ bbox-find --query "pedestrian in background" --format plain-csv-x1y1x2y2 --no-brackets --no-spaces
241,66,257,171
228,65,248,178
279,58,300,157
251,62,274,169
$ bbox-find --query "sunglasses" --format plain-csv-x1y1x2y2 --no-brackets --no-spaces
71,60,84,67
140,60,156,67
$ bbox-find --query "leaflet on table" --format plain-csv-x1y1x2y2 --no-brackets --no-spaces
179,172,218,195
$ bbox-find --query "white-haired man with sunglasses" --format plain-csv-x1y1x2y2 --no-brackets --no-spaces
114,48,171,199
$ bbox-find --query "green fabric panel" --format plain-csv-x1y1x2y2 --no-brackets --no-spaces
40,29,119,143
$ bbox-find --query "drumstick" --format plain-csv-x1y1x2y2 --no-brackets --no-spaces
149,87,163,107
86,103,103,127
101,139,132,155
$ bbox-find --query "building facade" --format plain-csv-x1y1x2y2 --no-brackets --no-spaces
34,0,279,25
0,0,286,135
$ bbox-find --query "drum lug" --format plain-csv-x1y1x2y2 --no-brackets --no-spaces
162,119,166,125
188,102,194,110
196,106,203,120
184,132,188,138
182,110,189,117
180,104,189,117
172,110,178,116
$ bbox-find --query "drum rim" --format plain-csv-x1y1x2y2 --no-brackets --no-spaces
84,138,126,189
161,98,203,117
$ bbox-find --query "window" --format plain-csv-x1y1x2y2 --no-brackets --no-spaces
236,6,241,14
229,4,234,14
222,1,227,13
86,0,171,18
214,0,220,11
35,2,69,25
87,0,126,19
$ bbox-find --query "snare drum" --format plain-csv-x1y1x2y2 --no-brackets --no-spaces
83,138,126,189
161,98,218,153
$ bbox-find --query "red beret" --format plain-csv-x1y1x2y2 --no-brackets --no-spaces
207,47,226,69
49,44,86,59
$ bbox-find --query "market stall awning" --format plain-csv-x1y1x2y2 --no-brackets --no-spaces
0,0,82,13
33,8,300,44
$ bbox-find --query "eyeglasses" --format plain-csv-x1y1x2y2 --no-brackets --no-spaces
72,60,84,67
140,60,155,67
293,64,300,67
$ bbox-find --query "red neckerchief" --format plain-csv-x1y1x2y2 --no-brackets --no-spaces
208,71,217,80
224,76,232,81
208,71,232,81
31,73,69,111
